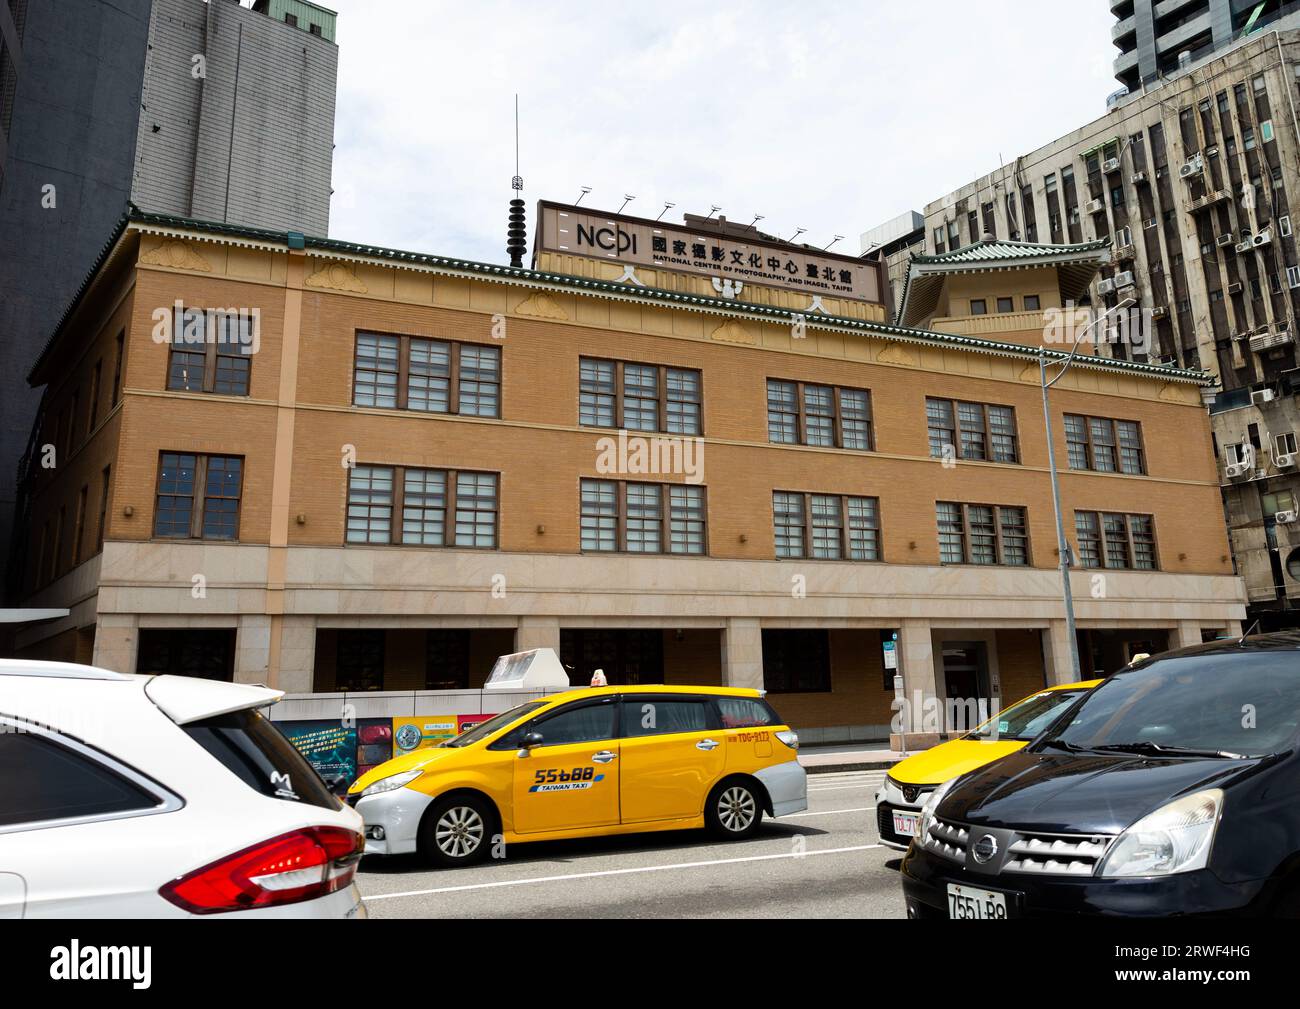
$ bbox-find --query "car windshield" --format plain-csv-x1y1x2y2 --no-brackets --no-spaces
967,689,1086,741
442,701,546,747
1042,652,1300,758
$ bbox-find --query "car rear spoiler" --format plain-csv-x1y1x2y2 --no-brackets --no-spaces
145,674,285,725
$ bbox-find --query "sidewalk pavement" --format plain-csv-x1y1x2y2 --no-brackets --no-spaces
798,741,928,775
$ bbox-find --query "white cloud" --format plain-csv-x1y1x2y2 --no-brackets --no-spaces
324,0,1116,261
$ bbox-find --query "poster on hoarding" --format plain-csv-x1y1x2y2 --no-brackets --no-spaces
457,713,498,735
280,721,356,793
393,716,458,754
280,718,395,793
356,719,394,778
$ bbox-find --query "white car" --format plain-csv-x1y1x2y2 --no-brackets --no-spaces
0,659,367,918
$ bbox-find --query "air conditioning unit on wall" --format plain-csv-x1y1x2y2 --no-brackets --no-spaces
1180,155,1204,178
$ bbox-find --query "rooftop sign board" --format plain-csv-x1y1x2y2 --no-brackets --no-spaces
535,201,883,304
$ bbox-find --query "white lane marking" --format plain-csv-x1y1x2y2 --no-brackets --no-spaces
782,805,874,818
364,843,883,901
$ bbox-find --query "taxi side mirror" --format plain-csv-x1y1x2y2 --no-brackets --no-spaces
520,731,544,749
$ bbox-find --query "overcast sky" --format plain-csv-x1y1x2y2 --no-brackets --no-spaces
323,0,1117,263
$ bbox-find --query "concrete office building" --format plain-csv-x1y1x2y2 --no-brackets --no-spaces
1111,0,1300,94
9,200,1245,743
0,0,338,593
860,211,924,321
885,27,1300,629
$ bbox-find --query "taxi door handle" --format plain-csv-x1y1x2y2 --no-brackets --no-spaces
591,750,617,763
696,739,719,751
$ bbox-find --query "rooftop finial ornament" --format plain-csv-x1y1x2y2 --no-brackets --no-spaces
507,95,526,268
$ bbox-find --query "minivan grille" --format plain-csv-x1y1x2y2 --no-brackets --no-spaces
921,817,969,863
923,817,1115,876
1003,831,1112,876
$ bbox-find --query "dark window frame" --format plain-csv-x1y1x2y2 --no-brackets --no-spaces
166,340,251,396
771,490,881,562
765,378,875,451
1064,414,1146,474
762,629,832,693
344,463,500,549
96,465,111,553
936,501,1031,566
578,356,703,435
578,477,707,556
1074,510,1158,570
926,397,1020,463
352,332,501,417
152,452,244,541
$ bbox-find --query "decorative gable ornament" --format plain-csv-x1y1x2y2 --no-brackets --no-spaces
711,277,744,300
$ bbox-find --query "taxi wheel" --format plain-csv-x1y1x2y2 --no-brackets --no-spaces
705,778,764,840
421,795,496,867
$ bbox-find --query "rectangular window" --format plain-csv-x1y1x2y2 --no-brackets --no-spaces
766,379,874,451
346,465,497,548
578,479,705,555
112,331,125,406
1024,294,1041,311
1064,414,1145,474
87,360,102,435
1074,511,1157,569
773,491,805,558
578,357,702,435
96,466,111,553
455,472,498,547
970,299,987,315
457,344,501,417
668,485,706,555
762,629,831,693
580,479,618,551
936,502,1029,566
401,468,446,545
72,485,88,567
353,333,501,418
166,308,253,396
154,453,243,540
772,492,880,561
767,380,799,443
926,398,1019,463
996,297,1014,313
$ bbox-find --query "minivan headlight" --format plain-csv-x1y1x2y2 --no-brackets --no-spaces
1098,788,1223,877
916,777,956,841
359,769,423,798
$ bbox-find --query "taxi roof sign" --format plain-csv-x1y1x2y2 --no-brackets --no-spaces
483,647,571,691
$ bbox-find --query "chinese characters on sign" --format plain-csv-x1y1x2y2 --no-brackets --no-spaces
537,203,883,304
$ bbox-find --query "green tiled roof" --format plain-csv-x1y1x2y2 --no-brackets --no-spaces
28,209,1212,389
910,237,1110,266
898,237,1112,329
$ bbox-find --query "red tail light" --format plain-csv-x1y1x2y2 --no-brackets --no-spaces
160,827,363,914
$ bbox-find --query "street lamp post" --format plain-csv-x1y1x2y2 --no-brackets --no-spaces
1038,297,1135,682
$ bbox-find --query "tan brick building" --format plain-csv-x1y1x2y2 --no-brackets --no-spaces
9,205,1246,741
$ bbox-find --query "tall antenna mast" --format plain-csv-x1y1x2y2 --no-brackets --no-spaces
507,94,527,268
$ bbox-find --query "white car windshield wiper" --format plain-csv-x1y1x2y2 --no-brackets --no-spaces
1090,741,1249,759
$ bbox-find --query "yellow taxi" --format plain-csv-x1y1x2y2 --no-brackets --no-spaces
347,685,806,866
875,679,1101,850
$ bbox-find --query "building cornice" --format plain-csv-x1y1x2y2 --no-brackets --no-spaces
28,209,1215,389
